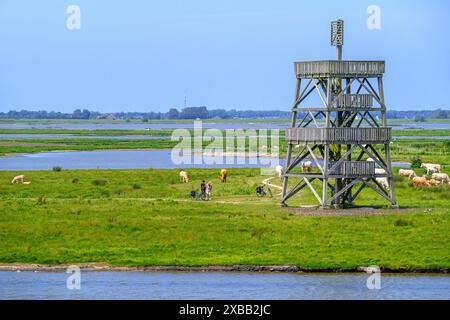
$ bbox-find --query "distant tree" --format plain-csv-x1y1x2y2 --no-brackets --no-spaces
180,106,208,119
435,110,448,119
72,109,82,119
208,109,228,119
81,109,91,119
167,108,179,120
414,115,426,122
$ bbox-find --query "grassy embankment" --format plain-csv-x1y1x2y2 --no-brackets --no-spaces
0,128,174,136
1,128,450,136
0,168,449,270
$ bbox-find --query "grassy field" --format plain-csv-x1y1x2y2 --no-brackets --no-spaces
0,128,174,136
0,168,449,270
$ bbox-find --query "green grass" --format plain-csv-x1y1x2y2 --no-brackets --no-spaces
0,168,449,270
388,118,450,125
0,128,174,136
393,129,450,136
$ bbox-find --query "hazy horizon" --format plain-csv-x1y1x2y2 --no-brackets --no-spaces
1,0,449,112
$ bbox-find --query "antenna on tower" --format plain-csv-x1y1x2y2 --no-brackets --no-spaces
331,19,344,60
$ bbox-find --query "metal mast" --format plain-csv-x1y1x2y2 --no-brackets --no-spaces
281,20,396,208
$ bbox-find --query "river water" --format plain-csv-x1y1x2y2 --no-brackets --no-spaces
0,271,448,300
0,150,410,171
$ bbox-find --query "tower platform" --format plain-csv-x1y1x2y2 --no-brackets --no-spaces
295,60,385,78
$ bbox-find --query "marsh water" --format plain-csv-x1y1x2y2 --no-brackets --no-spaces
0,134,449,140
1,121,450,131
0,271,448,300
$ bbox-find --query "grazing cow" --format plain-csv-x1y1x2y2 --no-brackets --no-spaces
431,173,450,183
375,177,390,191
275,165,284,180
421,163,441,174
179,171,189,183
11,175,25,184
399,169,417,179
301,161,312,173
412,177,431,188
219,169,227,183
374,168,389,191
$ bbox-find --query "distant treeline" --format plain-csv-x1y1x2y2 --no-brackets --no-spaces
0,107,449,121
0,107,291,120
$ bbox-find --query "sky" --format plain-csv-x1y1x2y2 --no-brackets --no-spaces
0,0,449,112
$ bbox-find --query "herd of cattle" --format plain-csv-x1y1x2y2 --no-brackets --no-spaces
399,163,450,188
178,161,448,196
9,161,449,193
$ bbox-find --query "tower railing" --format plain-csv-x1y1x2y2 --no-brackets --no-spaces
286,127,391,144
334,94,373,108
295,60,385,78
331,161,376,177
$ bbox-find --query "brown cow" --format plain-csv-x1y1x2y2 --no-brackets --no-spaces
219,169,227,183
412,177,431,188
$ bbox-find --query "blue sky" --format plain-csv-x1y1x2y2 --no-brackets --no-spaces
0,0,448,112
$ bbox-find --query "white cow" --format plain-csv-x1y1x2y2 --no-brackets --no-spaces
375,168,389,191
431,173,450,183
421,163,441,174
375,177,390,191
179,171,189,183
275,165,284,180
398,169,417,179
11,175,25,184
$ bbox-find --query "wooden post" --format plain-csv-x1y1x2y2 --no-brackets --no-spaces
378,76,397,206
323,77,332,207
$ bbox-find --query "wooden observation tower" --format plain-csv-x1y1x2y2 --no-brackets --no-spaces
281,20,397,207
